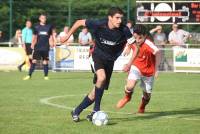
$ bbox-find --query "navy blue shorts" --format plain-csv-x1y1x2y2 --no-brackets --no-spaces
32,50,49,61
25,43,32,55
92,54,114,90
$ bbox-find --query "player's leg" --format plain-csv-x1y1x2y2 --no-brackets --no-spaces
117,65,140,109
71,60,97,122
138,91,151,113
71,86,95,122
23,50,38,80
138,76,154,113
26,43,33,65
116,79,137,109
93,68,106,111
18,61,26,72
42,51,49,80
71,58,97,122
18,45,28,71
86,60,114,121
73,60,97,116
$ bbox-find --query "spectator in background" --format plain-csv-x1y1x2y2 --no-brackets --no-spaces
168,23,191,48
78,27,92,46
0,31,5,42
18,20,33,71
52,28,59,44
126,20,133,34
59,26,74,44
10,29,23,47
150,25,167,70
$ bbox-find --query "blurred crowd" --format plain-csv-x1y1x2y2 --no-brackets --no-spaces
0,19,197,71
0,20,193,48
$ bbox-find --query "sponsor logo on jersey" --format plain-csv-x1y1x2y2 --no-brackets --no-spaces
39,31,48,35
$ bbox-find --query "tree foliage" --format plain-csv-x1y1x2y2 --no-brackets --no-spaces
0,0,199,41
0,0,135,40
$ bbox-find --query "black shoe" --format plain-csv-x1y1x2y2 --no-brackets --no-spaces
71,110,80,122
86,111,96,122
17,66,22,72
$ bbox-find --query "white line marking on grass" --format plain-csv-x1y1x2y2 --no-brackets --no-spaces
39,92,200,121
40,92,133,115
160,116,200,121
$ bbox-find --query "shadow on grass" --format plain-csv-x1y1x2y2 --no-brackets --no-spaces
110,107,200,124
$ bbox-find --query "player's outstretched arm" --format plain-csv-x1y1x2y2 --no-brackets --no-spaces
123,44,138,72
60,19,86,44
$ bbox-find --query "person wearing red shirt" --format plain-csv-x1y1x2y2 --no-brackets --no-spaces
117,24,161,113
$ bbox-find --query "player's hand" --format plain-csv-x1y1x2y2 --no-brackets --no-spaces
60,35,70,44
123,46,131,56
123,64,131,72
31,45,34,49
50,43,56,48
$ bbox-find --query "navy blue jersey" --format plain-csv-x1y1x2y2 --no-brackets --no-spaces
86,19,133,61
33,23,53,51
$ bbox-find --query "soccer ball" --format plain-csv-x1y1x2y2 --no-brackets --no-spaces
92,111,108,126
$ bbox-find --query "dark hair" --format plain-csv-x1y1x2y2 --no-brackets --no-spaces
127,20,133,24
133,24,147,35
39,12,47,17
26,19,31,22
108,7,124,17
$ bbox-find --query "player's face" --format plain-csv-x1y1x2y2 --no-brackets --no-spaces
133,33,146,46
64,27,69,32
109,13,123,28
157,28,162,33
26,21,32,28
39,15,47,24
82,28,88,34
126,22,132,28
172,24,178,31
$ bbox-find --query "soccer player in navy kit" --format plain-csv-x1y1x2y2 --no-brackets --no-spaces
23,13,55,80
61,7,136,122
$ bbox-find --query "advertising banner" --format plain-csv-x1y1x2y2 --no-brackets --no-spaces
173,48,200,72
0,47,26,70
54,46,75,70
136,1,200,24
53,46,131,71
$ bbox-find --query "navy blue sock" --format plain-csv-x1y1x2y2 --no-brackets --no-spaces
93,86,104,112
43,64,48,76
29,63,36,76
74,95,94,115
19,61,25,67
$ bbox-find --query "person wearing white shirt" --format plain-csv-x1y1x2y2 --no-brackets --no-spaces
168,23,191,48
78,27,92,46
59,26,74,44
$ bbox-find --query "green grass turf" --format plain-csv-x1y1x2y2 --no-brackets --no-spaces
0,71,200,134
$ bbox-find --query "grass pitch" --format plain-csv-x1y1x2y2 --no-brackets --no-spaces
0,71,199,134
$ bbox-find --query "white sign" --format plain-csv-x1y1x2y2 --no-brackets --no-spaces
53,46,131,71
173,48,200,72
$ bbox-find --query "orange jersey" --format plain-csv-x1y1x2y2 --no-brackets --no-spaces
131,38,159,77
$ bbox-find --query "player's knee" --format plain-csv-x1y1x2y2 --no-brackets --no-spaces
97,75,106,84
126,85,134,91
